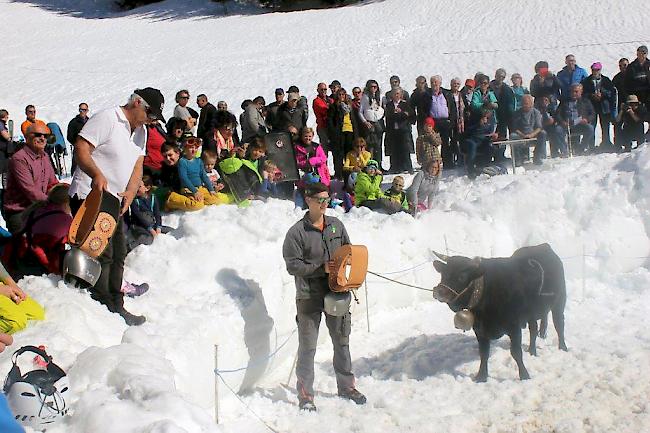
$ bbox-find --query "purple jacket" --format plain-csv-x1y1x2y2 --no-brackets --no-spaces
3,145,57,213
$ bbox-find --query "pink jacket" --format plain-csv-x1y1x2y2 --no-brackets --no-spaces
294,142,331,186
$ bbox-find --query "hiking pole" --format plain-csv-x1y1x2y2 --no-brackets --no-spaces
285,349,298,387
567,124,573,157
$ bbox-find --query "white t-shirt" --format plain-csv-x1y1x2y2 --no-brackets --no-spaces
69,106,146,199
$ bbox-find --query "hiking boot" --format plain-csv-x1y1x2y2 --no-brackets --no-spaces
299,399,317,412
338,388,367,405
118,308,146,326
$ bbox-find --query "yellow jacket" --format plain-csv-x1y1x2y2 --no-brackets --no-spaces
343,150,372,172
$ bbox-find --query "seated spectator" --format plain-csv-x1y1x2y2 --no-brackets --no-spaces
244,139,267,176
173,90,196,131
536,95,569,157
530,61,562,108
557,83,596,155
615,95,648,152
166,137,227,212
471,75,498,116
201,149,223,190
407,159,441,215
20,105,47,137
2,183,71,279
385,176,409,212
329,178,353,212
258,160,283,199
126,175,171,251
166,117,188,147
213,110,237,158
156,142,182,205
295,127,330,186
510,95,547,165
0,260,44,335
511,73,530,112
461,109,498,179
3,123,57,233
354,160,401,214
343,137,372,182
143,118,167,178
218,155,261,204
416,117,442,167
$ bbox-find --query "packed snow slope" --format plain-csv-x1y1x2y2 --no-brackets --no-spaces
2,0,650,432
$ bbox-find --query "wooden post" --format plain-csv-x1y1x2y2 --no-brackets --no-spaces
214,345,220,424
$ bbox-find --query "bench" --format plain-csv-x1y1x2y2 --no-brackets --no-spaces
492,138,538,173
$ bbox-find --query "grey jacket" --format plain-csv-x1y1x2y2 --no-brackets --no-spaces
407,170,439,210
241,104,266,140
282,213,350,299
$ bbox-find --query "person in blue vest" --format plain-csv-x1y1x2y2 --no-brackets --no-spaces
0,333,26,433
557,54,588,101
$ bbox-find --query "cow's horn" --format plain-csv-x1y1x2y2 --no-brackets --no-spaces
433,251,449,262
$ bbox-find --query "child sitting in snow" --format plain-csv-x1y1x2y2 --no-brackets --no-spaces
258,160,283,199
385,176,409,212
201,149,224,192
126,175,169,251
245,139,267,176
406,159,441,215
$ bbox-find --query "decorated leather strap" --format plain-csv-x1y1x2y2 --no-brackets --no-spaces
328,245,369,293
68,188,120,259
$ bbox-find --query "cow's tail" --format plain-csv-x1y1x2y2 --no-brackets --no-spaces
527,258,550,297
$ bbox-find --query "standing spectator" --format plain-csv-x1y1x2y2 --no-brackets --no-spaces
471,75,498,118
67,103,89,174
0,110,11,176
294,127,330,187
615,95,647,152
384,88,415,174
460,79,475,120
511,73,530,113
557,54,588,101
20,105,47,137
143,118,167,178
276,93,306,132
383,75,410,107
416,117,442,167
490,68,515,138
425,75,458,168
449,77,466,163
173,90,196,131
3,123,57,233
241,96,267,144
0,110,10,144
530,61,562,108
282,182,366,412
612,58,629,108
288,85,309,127
329,80,342,100
359,79,385,168
625,45,650,106
69,88,164,326
327,88,359,179
197,94,218,146
312,83,332,154
266,88,285,131
510,95,547,165
410,76,430,134
557,84,596,155
536,95,568,157
581,62,617,149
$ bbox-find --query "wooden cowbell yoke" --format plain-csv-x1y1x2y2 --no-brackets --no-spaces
325,245,368,316
63,188,121,286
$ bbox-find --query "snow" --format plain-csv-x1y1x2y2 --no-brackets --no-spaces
2,0,650,432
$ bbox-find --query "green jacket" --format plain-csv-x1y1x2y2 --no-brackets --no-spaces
218,156,262,204
354,172,384,205
385,188,409,210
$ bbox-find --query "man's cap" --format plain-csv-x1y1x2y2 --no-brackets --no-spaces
465,79,476,87
134,87,165,122
627,94,640,103
287,92,300,102
638,45,648,54
288,85,299,93
304,182,328,197
591,62,602,70
275,88,284,95
329,80,341,88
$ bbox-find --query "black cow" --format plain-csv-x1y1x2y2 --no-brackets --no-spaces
432,243,567,382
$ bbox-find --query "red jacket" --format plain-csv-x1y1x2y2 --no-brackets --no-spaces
144,125,166,171
312,96,332,130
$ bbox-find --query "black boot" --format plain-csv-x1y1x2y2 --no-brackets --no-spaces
118,308,146,326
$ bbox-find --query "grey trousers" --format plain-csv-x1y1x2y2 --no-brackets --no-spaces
295,297,354,401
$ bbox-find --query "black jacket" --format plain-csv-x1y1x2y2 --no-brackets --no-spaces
327,102,360,146
581,74,617,115
385,100,415,131
625,58,650,94
275,102,306,132
127,195,161,231
197,103,218,140
409,87,431,125
530,74,562,106
67,115,87,145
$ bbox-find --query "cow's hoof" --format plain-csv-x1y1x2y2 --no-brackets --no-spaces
473,374,488,383
519,371,531,380
559,343,568,352
529,349,538,357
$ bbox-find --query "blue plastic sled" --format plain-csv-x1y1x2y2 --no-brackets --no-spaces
46,122,67,155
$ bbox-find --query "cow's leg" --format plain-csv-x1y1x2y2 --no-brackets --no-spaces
528,320,538,356
552,305,568,351
508,327,530,380
474,335,490,382
539,313,548,339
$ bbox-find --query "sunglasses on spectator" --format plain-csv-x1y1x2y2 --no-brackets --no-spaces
79,108,88,112
311,197,330,204
26,110,36,114
318,88,327,92
31,132,49,138
179,96,189,100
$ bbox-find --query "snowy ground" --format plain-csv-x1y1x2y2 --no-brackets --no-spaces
2,0,650,432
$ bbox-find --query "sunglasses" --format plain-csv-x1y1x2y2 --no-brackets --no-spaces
26,110,36,114
318,88,327,92
311,197,330,205
79,108,88,112
179,96,189,100
32,132,49,138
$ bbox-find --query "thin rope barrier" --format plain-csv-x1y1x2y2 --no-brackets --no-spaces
367,270,433,292
214,328,297,374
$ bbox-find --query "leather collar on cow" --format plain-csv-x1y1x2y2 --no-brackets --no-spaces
438,274,484,312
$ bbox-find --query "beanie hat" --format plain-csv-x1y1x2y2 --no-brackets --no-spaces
591,62,602,70
366,159,379,170
424,117,436,129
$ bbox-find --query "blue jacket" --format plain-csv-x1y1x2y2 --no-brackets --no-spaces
178,157,214,194
0,394,24,433
557,66,588,100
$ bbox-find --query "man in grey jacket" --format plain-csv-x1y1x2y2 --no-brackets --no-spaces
282,182,366,412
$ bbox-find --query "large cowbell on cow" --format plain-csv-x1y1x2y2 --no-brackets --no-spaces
3,346,70,430
431,244,568,382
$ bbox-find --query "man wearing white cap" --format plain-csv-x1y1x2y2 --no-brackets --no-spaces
69,87,165,326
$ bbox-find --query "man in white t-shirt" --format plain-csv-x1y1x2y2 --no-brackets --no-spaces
69,87,165,326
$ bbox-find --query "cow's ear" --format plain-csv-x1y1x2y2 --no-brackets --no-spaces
433,261,446,273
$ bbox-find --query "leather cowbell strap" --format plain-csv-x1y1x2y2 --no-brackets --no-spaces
328,245,368,293
68,188,120,258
